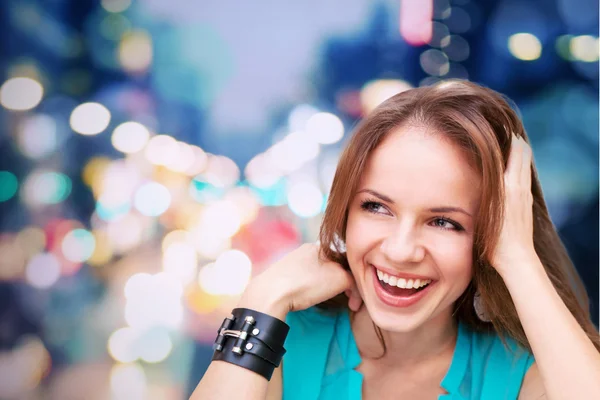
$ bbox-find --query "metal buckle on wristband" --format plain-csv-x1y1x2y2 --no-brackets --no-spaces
213,314,261,355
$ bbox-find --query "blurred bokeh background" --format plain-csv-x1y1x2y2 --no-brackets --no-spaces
0,0,597,398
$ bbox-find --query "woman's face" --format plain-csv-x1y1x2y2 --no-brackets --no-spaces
345,126,481,333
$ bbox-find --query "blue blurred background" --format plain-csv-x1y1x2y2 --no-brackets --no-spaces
0,0,597,398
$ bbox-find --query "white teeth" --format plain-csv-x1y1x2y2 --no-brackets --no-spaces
376,269,432,289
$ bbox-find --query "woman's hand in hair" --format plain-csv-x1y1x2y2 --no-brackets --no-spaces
491,134,539,277
239,243,361,320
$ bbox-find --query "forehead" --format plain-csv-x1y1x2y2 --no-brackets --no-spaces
359,126,481,209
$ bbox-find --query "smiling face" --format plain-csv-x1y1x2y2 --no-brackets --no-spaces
345,125,481,333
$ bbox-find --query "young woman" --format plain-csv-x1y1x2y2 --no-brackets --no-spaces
192,81,600,399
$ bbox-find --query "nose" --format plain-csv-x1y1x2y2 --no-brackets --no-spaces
379,224,426,265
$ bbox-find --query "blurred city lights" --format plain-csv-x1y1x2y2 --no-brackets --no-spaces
570,35,599,62
100,13,132,41
70,102,111,135
443,6,471,33
198,249,252,295
0,237,26,281
101,0,132,13
17,114,58,159
25,253,61,289
87,230,113,266
287,180,324,218
0,171,18,202
15,226,46,258
144,134,178,165
119,31,153,73
184,145,209,176
161,230,192,252
305,112,344,144
442,35,470,62
250,179,288,207
224,186,260,225
110,363,147,400
98,160,141,205
166,142,196,173
111,122,150,154
428,22,450,48
124,273,154,300
190,230,232,260
204,200,242,237
137,327,173,363
268,132,320,174
0,336,51,397
108,327,139,363
96,196,131,221
162,242,198,285
61,229,96,263
133,182,171,216
318,153,339,193
288,104,320,132
21,170,72,207
360,79,413,114
245,153,283,189
0,77,44,111
508,33,542,61
185,286,222,314
124,272,183,330
82,156,112,188
201,155,241,188
399,0,433,46
106,213,145,254
420,49,450,76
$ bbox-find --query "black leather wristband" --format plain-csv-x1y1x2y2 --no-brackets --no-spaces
211,308,290,381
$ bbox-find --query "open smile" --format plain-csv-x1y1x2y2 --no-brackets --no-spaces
370,264,436,308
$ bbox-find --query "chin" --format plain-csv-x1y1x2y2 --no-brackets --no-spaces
363,300,437,333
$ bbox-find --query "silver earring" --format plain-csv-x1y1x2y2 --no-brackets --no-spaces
473,289,491,322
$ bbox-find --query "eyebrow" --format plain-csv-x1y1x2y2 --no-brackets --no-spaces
356,189,473,218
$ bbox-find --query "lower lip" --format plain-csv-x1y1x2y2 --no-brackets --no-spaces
371,266,435,308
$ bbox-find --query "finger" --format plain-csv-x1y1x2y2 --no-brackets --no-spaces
505,134,524,186
349,294,363,312
339,271,360,310
519,136,532,192
347,285,363,312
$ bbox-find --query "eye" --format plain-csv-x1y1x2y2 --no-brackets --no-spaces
431,217,464,232
360,200,389,215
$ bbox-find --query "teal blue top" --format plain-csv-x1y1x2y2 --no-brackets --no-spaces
283,307,534,400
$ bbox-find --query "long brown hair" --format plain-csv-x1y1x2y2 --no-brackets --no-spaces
317,80,600,353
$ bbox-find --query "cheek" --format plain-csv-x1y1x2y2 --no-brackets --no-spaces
432,239,474,285
344,212,373,270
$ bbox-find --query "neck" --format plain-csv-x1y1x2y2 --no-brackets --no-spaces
351,306,458,369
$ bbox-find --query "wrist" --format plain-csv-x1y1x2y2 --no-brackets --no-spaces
496,251,545,283
238,278,290,321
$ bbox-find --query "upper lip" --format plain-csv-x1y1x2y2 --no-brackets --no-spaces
370,263,436,281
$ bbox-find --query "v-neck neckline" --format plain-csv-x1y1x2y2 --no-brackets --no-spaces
339,308,470,399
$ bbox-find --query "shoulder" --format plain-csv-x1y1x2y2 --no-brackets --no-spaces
469,327,534,368
283,307,340,356
282,307,343,400
461,325,536,399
